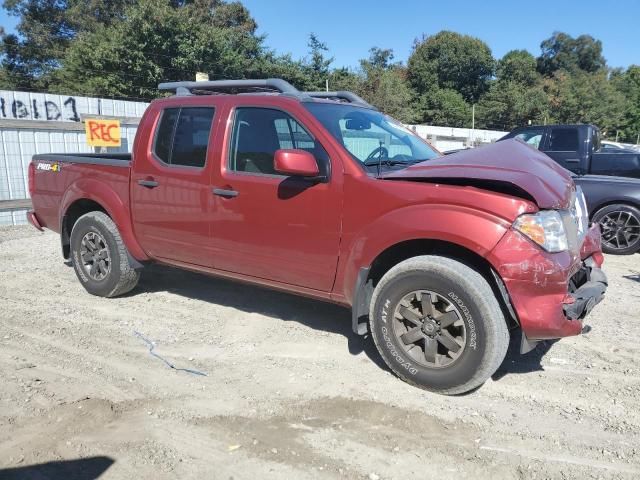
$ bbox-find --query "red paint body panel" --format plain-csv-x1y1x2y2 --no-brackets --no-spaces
383,139,574,209
487,223,602,339
274,149,319,176
28,92,607,343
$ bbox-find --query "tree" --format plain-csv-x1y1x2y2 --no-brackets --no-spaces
48,0,272,98
0,0,136,89
365,47,396,70
417,88,470,127
611,65,640,142
407,31,494,103
476,50,548,130
302,33,333,90
537,32,606,75
497,50,539,86
544,70,625,136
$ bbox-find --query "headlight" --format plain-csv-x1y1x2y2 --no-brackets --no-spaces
513,210,568,253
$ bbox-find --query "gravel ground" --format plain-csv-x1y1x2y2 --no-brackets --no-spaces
1,225,639,480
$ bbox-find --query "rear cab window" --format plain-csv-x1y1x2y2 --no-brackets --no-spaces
548,128,579,152
153,107,215,167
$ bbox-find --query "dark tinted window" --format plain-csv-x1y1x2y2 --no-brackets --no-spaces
229,107,328,176
153,107,214,167
549,128,579,151
154,108,179,163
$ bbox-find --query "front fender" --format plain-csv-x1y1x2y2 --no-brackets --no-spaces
59,178,148,260
336,204,511,304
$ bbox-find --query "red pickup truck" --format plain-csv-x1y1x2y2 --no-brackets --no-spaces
27,79,607,394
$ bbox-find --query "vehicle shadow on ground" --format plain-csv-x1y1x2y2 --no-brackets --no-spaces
130,263,390,372
0,456,114,480
492,332,556,381
623,272,640,283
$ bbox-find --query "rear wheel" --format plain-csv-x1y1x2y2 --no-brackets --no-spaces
369,255,509,395
593,204,640,255
70,211,140,297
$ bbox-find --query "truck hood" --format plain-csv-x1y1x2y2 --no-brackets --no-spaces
381,139,574,209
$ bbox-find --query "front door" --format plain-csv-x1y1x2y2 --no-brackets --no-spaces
131,106,217,266
210,105,342,291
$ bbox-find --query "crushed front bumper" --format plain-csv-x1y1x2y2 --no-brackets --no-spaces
488,223,607,341
564,258,607,321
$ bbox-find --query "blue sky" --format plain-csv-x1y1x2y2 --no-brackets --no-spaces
242,0,639,69
1,0,638,69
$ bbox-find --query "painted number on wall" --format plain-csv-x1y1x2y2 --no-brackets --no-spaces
85,118,121,147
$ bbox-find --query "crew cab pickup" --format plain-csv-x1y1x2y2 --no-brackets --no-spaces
27,79,607,394
500,124,640,255
500,124,640,179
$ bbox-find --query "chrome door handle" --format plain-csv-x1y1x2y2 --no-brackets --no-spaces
212,188,238,198
137,179,159,188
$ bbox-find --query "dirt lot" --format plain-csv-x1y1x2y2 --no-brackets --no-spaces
1,225,639,480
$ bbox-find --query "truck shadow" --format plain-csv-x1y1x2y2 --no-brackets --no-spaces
129,264,558,385
492,333,556,381
0,456,114,480
131,263,390,372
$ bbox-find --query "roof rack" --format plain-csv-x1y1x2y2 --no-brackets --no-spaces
158,78,300,96
304,91,374,109
157,78,376,109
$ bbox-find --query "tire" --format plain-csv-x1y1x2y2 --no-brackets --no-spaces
70,211,140,297
592,204,640,255
369,255,509,395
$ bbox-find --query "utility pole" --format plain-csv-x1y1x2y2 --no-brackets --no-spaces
470,104,475,147
636,132,639,145
326,79,329,92
616,130,620,142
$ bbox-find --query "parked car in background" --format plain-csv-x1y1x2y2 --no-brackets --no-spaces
27,79,607,395
500,124,640,178
500,124,640,254
600,140,639,154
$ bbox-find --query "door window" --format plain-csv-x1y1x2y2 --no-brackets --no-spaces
514,128,544,150
229,107,329,176
153,107,215,167
548,128,579,151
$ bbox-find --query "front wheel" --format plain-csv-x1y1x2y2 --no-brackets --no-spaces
369,255,509,395
592,204,640,255
70,211,140,297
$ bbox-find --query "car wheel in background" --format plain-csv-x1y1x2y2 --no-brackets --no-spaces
593,204,640,255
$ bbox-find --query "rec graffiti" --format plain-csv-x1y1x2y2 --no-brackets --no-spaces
0,94,80,122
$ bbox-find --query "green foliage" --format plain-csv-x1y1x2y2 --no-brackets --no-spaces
408,31,494,103
497,50,539,86
544,70,626,136
417,88,471,127
611,66,640,142
476,50,548,130
537,32,605,75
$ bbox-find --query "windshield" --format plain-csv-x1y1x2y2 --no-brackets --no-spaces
304,103,439,171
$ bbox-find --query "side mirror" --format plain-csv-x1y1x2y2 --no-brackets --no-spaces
274,149,320,178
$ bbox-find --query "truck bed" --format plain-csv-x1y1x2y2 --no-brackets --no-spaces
33,152,131,167
30,153,132,233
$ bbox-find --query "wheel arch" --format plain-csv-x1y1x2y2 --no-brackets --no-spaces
350,238,519,335
590,198,640,217
59,179,148,261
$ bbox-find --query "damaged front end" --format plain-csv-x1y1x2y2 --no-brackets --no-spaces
488,203,607,350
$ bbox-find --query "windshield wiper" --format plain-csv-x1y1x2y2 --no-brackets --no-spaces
363,159,412,167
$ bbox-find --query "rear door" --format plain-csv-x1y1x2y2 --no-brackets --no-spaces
131,105,218,266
